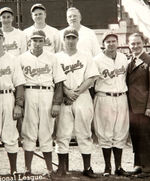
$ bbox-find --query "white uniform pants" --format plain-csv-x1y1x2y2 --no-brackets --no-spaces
56,93,93,154
22,89,54,152
0,93,19,153
94,93,129,148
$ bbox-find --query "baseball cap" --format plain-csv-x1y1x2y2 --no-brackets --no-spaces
30,30,46,39
102,31,118,43
0,29,3,37
64,28,78,38
30,3,46,13
0,7,14,16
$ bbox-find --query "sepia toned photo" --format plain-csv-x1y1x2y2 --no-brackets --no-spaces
0,0,150,180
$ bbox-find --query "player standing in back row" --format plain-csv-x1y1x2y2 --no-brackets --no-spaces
60,7,101,57
24,3,61,53
0,7,27,56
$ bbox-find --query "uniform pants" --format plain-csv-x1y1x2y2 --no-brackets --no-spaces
0,93,19,153
56,93,93,154
94,93,129,148
22,89,54,152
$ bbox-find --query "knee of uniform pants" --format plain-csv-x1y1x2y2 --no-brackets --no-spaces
99,138,113,148
113,132,128,149
39,139,53,152
5,142,19,153
22,139,36,151
77,136,93,154
55,137,70,154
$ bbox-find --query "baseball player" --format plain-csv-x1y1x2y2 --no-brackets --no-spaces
19,30,66,178
60,7,101,57
24,3,61,53
93,31,129,176
0,7,27,56
0,29,25,177
55,28,99,178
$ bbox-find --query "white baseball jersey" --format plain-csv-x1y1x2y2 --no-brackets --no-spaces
0,52,26,153
24,24,61,53
19,50,66,152
56,50,99,90
19,50,66,87
94,52,128,93
55,50,99,154
93,51,129,148
0,52,26,90
60,25,100,57
3,28,27,56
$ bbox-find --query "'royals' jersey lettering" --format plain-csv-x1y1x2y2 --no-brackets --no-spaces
102,65,126,78
0,66,11,77
61,60,84,74
23,64,51,77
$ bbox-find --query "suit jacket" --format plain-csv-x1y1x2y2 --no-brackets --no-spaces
127,51,150,113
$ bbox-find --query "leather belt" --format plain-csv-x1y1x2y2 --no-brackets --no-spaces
105,92,126,97
96,92,126,97
0,90,12,94
25,86,51,90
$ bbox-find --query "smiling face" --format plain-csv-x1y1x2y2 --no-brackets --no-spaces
103,35,118,53
128,35,144,56
31,8,46,24
0,12,14,27
66,8,81,28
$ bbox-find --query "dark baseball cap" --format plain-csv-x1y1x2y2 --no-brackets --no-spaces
102,31,118,43
30,30,46,39
0,7,14,16
64,28,78,38
30,3,46,13
0,29,4,37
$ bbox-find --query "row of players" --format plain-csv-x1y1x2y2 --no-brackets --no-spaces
0,3,150,180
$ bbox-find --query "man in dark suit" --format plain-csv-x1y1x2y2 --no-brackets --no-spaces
127,33,150,177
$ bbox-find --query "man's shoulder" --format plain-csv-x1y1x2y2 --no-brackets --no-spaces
139,51,150,64
45,24,59,32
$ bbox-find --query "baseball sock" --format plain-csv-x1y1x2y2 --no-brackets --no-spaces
43,152,52,171
24,150,34,172
113,147,122,170
7,152,17,175
102,148,111,170
81,154,91,170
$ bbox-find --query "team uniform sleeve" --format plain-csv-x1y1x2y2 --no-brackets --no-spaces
12,58,26,87
52,56,66,84
84,55,99,80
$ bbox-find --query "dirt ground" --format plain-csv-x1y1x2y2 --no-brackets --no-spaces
0,143,150,181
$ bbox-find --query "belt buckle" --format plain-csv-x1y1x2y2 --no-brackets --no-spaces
39,86,42,90
116,93,119,97
110,93,113,96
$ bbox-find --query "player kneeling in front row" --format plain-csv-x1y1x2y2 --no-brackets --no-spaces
93,31,129,177
55,28,99,178
0,29,25,177
18,30,66,178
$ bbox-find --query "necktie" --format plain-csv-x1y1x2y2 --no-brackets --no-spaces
131,57,136,70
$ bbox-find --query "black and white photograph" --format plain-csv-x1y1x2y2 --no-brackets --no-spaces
0,0,150,180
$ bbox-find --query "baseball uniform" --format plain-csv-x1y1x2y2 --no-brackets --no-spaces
19,50,66,152
3,28,27,56
24,25,61,53
55,50,99,154
60,25,100,57
93,51,129,148
0,52,26,153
